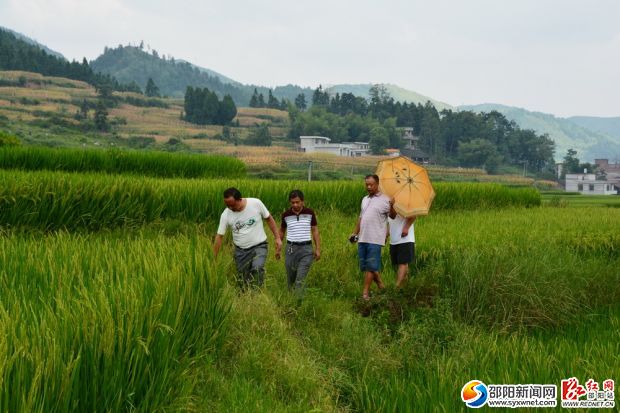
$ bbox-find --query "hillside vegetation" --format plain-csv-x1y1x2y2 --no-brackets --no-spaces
1,70,546,183
461,103,620,162
327,83,453,111
90,45,315,105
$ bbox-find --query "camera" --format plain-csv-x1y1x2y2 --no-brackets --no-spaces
348,234,359,243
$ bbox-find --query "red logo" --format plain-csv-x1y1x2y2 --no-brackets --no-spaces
603,379,615,392
561,377,586,401
586,379,599,392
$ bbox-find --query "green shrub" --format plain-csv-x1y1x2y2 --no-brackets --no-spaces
0,130,21,146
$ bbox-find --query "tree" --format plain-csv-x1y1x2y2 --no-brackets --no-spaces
145,77,160,97
94,101,110,132
249,88,259,107
247,123,272,146
294,93,307,111
222,125,231,141
202,90,220,124
184,87,236,126
384,118,401,148
369,84,391,120
369,126,389,155
95,83,113,101
217,95,237,124
74,99,90,120
563,148,580,175
267,90,279,109
419,101,441,158
312,85,329,106
257,93,265,108
458,138,502,173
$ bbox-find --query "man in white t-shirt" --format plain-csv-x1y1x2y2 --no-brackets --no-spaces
214,187,282,288
388,211,416,288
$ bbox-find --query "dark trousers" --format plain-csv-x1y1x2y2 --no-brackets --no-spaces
234,242,268,288
285,243,314,296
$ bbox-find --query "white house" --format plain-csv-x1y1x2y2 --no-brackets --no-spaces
565,173,617,195
299,136,370,157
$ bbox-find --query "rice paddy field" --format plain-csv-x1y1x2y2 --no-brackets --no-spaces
1,70,538,184
0,149,618,413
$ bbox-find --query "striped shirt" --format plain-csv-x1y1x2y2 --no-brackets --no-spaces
280,207,317,242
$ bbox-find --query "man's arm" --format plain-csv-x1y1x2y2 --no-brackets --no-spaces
213,233,224,258
276,226,285,260
266,215,283,255
351,216,361,239
389,202,397,219
401,216,416,237
311,225,321,260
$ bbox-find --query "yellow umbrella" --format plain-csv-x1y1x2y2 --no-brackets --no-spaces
376,156,435,217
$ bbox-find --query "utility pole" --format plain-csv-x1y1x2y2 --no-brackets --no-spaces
521,160,528,177
307,161,313,182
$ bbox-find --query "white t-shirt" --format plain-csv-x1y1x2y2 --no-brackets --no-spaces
388,215,415,245
217,198,271,249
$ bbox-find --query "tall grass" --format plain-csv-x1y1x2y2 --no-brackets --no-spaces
0,146,246,178
0,232,231,412
0,170,540,231
353,307,620,412
1,208,618,411
412,208,620,330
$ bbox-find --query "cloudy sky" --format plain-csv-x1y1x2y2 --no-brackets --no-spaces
1,0,619,117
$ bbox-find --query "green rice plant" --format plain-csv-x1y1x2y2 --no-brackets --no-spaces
0,146,246,178
0,170,541,231
1,207,618,411
414,208,620,330
432,182,541,210
0,232,231,412
353,307,620,412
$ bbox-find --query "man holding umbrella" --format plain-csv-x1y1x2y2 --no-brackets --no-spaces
350,174,393,300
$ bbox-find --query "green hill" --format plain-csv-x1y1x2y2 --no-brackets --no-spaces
460,103,620,162
0,26,65,60
91,45,246,100
568,116,620,141
90,46,458,111
326,83,453,111
90,45,314,106
0,28,135,92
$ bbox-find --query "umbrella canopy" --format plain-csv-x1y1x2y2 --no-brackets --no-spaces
376,156,435,217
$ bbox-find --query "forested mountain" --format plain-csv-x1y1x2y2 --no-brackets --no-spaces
174,59,241,86
460,104,620,162
89,45,455,111
0,26,65,59
90,45,314,105
568,116,620,142
0,28,139,92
